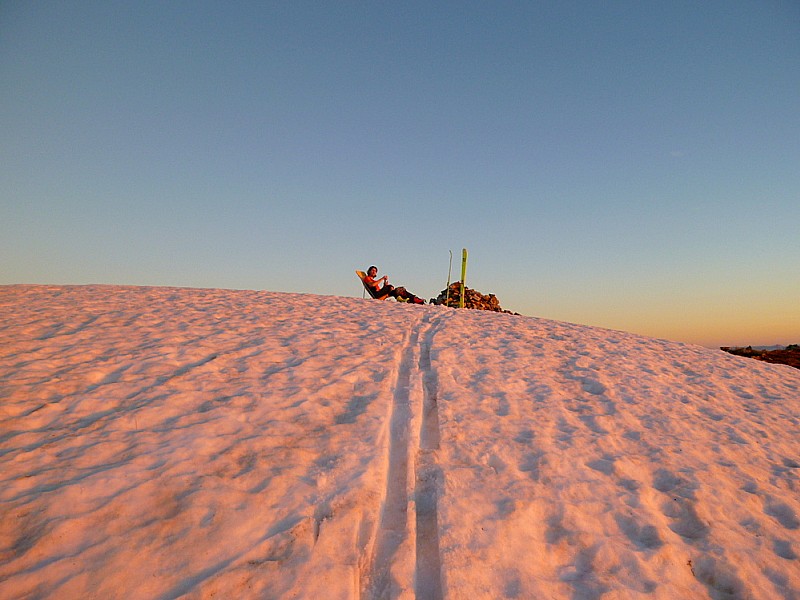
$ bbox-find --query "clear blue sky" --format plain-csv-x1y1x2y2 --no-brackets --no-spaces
2,1,798,347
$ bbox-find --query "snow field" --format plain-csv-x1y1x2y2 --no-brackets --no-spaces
0,285,798,599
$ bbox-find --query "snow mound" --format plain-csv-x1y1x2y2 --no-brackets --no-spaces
1,285,798,599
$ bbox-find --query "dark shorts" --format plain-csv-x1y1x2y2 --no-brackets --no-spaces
372,284,395,299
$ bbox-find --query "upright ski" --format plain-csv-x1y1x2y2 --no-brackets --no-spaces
445,250,453,305
459,248,468,308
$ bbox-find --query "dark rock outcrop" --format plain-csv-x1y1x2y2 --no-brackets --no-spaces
720,345,800,369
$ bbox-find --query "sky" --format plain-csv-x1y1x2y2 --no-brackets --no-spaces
1,1,798,348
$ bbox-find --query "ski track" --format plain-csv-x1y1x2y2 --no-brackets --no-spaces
415,317,444,600
362,312,445,600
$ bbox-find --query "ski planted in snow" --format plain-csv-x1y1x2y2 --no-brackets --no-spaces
459,248,468,308
445,250,453,305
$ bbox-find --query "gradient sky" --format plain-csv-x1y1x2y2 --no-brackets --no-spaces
2,1,798,347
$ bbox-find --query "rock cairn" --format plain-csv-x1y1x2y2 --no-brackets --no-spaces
430,283,518,314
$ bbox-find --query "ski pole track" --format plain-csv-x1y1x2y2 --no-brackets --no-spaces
362,312,445,600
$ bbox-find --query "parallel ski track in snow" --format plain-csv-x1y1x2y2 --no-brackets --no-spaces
415,317,444,600
362,312,445,599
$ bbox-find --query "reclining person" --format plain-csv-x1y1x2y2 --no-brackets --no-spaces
363,266,425,304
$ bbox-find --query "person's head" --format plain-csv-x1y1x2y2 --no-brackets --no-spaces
367,266,378,277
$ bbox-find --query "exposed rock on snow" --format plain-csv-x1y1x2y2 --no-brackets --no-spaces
721,344,800,369
431,282,518,314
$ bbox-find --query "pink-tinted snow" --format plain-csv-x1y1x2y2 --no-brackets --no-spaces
1,285,798,599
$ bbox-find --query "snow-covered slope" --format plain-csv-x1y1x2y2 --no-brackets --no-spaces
1,285,798,599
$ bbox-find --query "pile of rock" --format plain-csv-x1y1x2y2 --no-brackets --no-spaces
430,283,518,314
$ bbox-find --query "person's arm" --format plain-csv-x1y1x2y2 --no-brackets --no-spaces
364,274,388,289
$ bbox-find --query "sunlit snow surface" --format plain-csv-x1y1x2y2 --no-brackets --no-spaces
1,285,798,599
